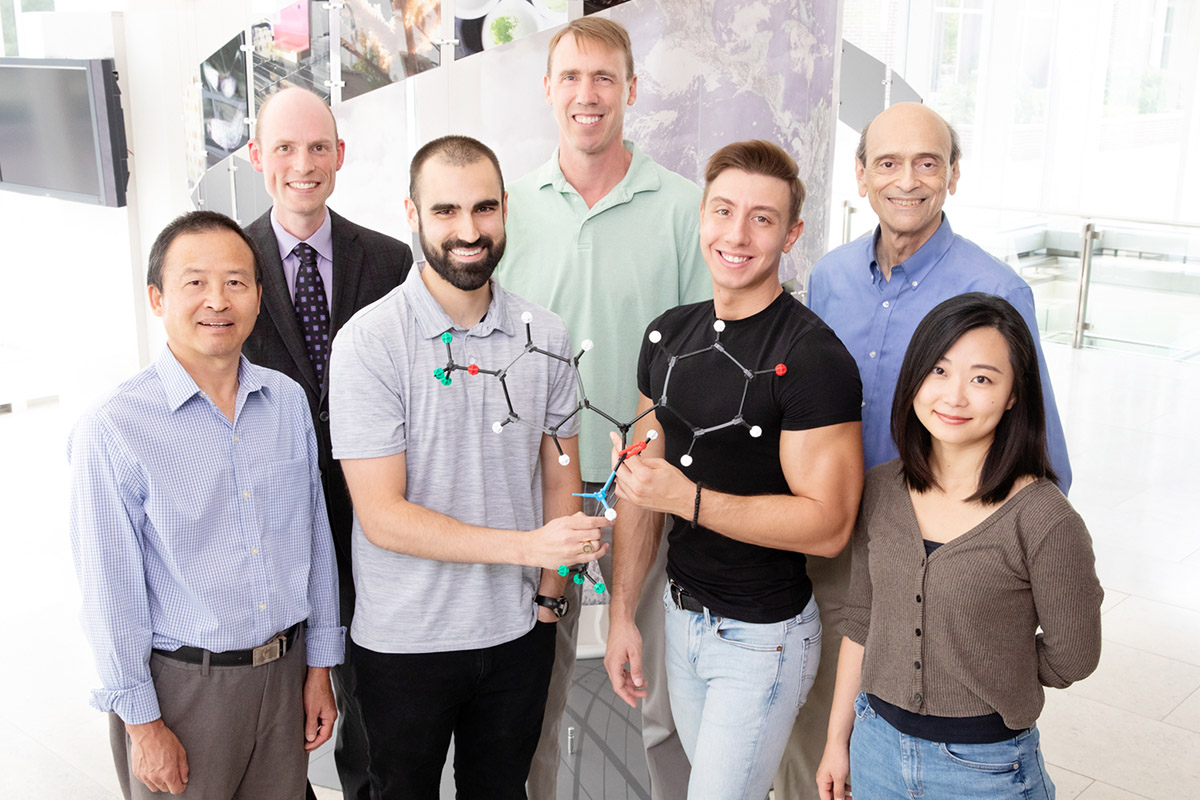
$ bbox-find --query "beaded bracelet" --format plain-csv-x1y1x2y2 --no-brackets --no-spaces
690,482,703,528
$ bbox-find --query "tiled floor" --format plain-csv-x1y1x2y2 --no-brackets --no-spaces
3,340,1198,799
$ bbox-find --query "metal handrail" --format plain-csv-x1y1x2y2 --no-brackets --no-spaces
841,200,856,245
1072,223,1100,350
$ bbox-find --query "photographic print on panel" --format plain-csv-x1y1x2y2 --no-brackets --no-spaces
340,0,442,101
252,1,333,106
454,0,566,59
201,33,250,167
584,0,632,13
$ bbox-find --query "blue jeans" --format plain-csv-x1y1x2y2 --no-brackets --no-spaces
663,588,821,800
849,692,1055,799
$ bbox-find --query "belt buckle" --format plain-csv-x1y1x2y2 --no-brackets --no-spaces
252,633,286,667
669,581,685,610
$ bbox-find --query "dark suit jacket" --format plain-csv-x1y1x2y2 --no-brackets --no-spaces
244,208,412,621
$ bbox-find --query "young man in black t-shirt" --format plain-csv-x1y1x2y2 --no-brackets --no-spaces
603,140,864,800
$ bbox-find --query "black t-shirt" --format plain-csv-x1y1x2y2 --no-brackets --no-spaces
637,292,862,623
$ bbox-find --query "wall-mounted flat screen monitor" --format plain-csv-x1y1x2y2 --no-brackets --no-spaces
0,57,129,207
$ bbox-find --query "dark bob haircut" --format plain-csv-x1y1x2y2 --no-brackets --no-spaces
891,292,1057,504
146,210,264,292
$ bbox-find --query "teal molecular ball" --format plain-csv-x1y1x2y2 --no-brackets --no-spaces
573,574,584,585
441,377,452,386
594,583,606,594
441,332,453,344
433,368,445,379
557,565,569,577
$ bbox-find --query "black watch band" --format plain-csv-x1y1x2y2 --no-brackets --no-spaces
535,594,569,619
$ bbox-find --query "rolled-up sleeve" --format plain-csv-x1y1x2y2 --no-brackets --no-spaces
68,415,161,725
301,417,344,667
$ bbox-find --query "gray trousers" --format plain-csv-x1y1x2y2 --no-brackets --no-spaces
109,630,309,800
528,507,690,800
772,549,852,800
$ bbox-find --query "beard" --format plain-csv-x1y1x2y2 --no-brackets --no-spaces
421,231,506,291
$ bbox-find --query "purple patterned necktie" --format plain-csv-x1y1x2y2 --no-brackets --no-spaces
292,242,330,383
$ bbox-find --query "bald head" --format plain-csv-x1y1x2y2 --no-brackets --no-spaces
255,87,339,145
856,102,959,168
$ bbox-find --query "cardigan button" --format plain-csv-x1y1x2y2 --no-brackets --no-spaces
914,692,923,704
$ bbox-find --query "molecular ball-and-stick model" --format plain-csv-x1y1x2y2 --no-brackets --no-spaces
433,313,786,471
433,311,596,466
558,563,605,595
572,431,659,522
430,315,784,594
645,319,787,467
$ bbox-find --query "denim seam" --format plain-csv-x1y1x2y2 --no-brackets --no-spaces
937,742,1021,772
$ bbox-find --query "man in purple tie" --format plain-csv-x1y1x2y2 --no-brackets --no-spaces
243,87,412,800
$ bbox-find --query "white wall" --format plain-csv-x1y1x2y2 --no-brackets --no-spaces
5,0,271,409
0,192,139,412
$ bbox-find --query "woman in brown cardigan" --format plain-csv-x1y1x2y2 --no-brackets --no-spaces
816,292,1103,800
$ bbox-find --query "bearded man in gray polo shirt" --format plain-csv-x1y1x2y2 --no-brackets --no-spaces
329,135,608,799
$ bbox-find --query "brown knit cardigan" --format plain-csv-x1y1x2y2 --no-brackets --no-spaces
842,461,1104,731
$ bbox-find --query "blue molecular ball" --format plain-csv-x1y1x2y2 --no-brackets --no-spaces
557,565,570,577
441,332,453,344
573,574,584,585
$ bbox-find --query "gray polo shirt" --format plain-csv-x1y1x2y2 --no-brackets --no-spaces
329,266,580,653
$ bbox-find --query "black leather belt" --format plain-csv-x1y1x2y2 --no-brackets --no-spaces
154,623,302,668
669,580,706,613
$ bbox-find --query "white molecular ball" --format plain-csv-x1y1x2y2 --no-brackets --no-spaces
558,453,571,466
492,421,503,434
521,311,533,324
604,508,617,522
648,330,662,343
646,429,659,441
749,425,763,438
713,319,726,333
680,453,693,467
581,339,594,352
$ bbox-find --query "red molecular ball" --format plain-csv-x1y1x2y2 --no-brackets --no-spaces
774,363,788,376
467,364,480,375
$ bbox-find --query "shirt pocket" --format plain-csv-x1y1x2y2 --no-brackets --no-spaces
253,456,313,538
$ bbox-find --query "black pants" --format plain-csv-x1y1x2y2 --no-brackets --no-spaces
353,621,557,800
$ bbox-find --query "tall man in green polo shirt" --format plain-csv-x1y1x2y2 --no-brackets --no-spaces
496,16,710,800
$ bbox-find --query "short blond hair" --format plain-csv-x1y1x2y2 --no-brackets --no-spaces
546,17,635,80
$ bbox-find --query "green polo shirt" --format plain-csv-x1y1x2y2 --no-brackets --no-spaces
498,141,712,483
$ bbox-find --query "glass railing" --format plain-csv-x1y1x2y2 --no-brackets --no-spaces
835,203,1200,361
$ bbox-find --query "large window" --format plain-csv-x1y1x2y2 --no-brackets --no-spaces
836,0,1200,358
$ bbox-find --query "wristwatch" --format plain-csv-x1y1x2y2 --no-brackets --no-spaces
535,594,569,619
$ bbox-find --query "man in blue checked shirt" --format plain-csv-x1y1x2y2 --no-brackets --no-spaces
68,210,343,799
